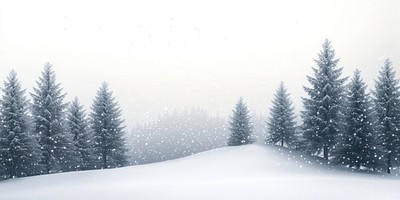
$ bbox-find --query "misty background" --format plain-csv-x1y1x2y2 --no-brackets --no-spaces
0,0,399,135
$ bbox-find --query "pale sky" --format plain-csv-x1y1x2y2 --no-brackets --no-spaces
0,0,399,128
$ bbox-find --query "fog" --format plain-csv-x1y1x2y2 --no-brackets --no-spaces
0,0,399,128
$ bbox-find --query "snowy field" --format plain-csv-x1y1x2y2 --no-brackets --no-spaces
1,144,400,200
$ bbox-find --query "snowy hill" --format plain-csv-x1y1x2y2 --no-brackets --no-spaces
1,144,400,200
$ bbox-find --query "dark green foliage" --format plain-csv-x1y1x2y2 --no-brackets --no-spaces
228,97,254,146
66,97,95,170
267,82,297,148
90,82,128,169
301,39,347,159
373,59,400,173
333,70,383,170
0,71,43,179
31,63,80,173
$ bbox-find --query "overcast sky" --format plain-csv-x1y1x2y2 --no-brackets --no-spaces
0,0,399,128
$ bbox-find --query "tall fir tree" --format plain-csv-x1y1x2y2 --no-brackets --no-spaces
90,82,127,169
301,39,347,160
66,97,95,170
267,82,297,148
31,63,80,173
333,70,382,170
373,59,400,173
228,97,254,146
0,71,43,179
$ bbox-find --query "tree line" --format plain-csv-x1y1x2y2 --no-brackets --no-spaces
0,63,127,180
127,108,228,165
1,39,399,180
228,39,400,174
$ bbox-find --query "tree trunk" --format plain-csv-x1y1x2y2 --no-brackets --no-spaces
45,148,50,174
387,153,391,174
46,160,50,174
102,130,107,169
10,158,15,178
103,149,107,169
323,145,329,160
281,139,284,147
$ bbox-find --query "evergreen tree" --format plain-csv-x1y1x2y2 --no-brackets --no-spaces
66,97,95,170
0,71,42,179
334,70,382,170
90,82,127,169
301,39,347,160
373,59,400,173
228,97,254,146
31,63,80,173
267,82,297,148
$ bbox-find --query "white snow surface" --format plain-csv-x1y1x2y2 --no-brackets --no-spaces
1,144,400,200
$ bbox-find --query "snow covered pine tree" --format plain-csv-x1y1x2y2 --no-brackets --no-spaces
90,82,128,169
31,63,80,173
0,71,42,179
373,59,400,174
301,39,347,160
267,82,297,148
228,97,254,146
333,70,382,170
66,97,95,170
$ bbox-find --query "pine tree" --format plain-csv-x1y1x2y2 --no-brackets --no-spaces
301,39,347,160
228,97,254,146
373,59,400,174
66,97,95,170
333,70,382,170
90,82,127,169
267,82,297,148
31,63,80,173
0,71,43,179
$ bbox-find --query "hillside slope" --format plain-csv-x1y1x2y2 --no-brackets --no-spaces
0,144,399,200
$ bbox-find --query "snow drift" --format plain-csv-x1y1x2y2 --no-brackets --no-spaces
1,144,399,200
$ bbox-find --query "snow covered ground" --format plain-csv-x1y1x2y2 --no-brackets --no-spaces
1,144,400,200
